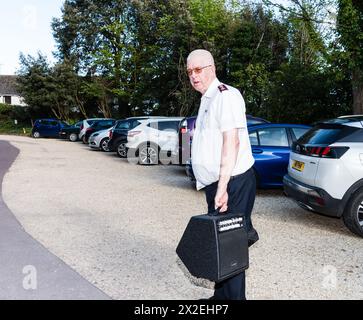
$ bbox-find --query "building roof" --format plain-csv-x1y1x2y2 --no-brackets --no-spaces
0,75,19,95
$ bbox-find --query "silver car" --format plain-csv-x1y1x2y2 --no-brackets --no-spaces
88,128,113,152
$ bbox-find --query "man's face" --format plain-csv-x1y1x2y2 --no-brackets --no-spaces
187,57,216,95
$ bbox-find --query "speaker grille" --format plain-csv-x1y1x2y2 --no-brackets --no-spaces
218,228,248,280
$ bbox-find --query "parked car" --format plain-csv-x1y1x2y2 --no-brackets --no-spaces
126,117,184,165
83,119,116,144
283,116,363,237
88,128,113,152
79,118,109,142
59,121,83,141
177,115,270,165
248,123,311,187
32,119,69,138
186,123,311,188
108,116,166,158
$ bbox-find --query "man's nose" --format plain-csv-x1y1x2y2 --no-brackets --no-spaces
190,72,198,79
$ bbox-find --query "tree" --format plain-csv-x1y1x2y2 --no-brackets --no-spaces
337,0,363,114
16,53,54,118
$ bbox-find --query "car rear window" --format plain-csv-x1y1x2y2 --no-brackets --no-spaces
298,124,358,145
291,127,309,140
148,121,180,131
87,120,99,125
99,120,115,127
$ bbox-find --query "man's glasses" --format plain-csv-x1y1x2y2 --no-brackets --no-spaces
187,65,212,76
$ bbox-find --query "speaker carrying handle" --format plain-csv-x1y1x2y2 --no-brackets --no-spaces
208,207,221,216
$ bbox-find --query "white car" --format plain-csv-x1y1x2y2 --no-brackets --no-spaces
283,115,363,237
79,118,110,142
88,128,113,152
126,117,184,165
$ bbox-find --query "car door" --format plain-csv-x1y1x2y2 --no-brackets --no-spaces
48,120,61,137
35,120,47,136
40,120,55,137
249,127,291,187
158,121,180,151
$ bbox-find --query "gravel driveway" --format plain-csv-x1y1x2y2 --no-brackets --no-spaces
1,135,362,300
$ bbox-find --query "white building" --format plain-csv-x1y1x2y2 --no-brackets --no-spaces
0,75,27,106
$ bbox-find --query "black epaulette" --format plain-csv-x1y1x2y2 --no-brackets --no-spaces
218,84,228,92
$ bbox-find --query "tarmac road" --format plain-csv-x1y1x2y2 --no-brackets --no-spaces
1,135,362,300
0,139,109,300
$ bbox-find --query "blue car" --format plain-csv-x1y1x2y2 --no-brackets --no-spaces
248,123,311,188
186,123,311,188
32,118,69,138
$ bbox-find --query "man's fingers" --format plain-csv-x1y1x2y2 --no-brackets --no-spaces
219,204,228,213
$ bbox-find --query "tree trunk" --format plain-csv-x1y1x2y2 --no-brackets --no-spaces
352,69,363,114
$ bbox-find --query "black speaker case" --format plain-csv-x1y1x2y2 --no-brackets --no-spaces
176,214,249,282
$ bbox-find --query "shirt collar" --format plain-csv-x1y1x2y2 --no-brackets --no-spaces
203,78,221,98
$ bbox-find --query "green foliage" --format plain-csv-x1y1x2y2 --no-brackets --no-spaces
0,103,33,135
15,0,360,123
337,0,363,69
337,0,363,113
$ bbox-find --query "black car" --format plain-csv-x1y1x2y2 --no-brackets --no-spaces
83,119,116,143
59,121,83,141
109,116,165,157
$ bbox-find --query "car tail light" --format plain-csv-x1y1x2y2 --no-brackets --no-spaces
128,131,141,137
294,144,349,159
109,130,113,139
80,124,84,131
86,127,93,132
180,119,188,134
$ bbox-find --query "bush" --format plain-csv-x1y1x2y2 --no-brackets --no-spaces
0,103,33,135
0,103,12,117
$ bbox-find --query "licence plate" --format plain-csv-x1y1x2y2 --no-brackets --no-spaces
292,160,305,172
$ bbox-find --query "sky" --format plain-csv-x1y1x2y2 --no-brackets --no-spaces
0,0,65,75
0,0,293,76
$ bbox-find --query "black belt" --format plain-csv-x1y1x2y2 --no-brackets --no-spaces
229,172,245,181
206,168,252,189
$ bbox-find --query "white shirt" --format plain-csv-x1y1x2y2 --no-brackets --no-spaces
191,78,255,190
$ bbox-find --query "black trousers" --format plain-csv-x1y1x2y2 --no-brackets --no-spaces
204,168,256,300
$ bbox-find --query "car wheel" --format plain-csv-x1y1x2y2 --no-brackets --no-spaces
32,131,40,138
100,138,110,152
82,135,87,144
138,143,159,165
117,142,127,158
343,188,363,237
69,133,78,142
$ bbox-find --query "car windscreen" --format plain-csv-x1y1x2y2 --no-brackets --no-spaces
298,124,359,145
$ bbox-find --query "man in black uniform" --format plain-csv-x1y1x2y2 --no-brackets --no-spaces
187,49,258,300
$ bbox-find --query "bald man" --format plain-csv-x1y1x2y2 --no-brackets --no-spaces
187,49,258,300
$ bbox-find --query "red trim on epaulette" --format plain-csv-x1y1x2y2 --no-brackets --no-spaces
218,84,228,92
